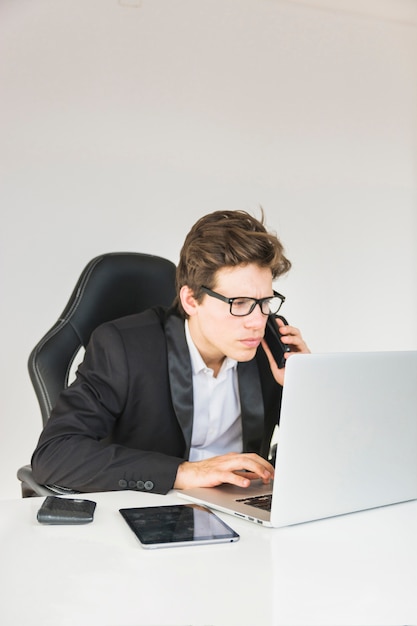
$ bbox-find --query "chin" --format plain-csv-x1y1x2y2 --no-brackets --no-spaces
235,348,258,362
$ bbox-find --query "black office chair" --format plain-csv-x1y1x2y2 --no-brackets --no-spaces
17,252,177,497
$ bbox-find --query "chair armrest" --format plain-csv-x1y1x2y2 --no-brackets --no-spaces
17,465,63,498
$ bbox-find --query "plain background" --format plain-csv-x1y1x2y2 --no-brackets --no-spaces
1,0,416,499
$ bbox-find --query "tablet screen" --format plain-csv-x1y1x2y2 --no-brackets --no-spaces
120,503,240,549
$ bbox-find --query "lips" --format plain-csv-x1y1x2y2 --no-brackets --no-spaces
240,337,262,349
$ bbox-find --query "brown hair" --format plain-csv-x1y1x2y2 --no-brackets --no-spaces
174,210,291,317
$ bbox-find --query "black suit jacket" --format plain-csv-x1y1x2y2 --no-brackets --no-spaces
31,307,282,494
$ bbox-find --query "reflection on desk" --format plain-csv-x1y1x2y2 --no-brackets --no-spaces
1,490,416,626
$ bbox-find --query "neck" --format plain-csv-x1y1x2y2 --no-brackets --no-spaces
186,319,225,378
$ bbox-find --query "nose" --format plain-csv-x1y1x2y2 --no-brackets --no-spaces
244,304,267,329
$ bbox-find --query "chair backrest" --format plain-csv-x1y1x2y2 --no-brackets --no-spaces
29,252,177,425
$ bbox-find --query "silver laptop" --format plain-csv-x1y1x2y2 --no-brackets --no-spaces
179,351,417,527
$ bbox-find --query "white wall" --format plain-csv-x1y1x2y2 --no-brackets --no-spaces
1,0,416,499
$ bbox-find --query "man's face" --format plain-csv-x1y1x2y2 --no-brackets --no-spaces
186,263,274,371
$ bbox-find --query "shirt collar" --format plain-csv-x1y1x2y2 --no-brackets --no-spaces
184,319,237,376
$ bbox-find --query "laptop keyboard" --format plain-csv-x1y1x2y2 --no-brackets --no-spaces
236,493,272,512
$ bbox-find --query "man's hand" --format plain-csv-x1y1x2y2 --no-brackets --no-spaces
261,318,310,386
174,452,274,490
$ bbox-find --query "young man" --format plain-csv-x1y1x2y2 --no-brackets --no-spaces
31,210,310,494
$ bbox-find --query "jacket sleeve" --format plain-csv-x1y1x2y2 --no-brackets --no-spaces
31,321,184,494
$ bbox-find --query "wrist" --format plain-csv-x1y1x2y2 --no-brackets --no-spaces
173,461,190,490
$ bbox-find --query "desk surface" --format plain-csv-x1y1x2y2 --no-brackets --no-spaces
1,490,416,626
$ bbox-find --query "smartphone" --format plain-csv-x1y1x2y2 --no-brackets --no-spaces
119,504,240,549
264,315,291,368
37,496,96,524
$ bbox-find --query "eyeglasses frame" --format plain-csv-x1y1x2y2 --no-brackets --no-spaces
200,285,285,317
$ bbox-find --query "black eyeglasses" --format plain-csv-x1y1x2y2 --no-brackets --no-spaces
201,286,285,317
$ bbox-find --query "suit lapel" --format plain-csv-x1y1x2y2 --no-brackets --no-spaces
237,359,265,453
165,311,194,457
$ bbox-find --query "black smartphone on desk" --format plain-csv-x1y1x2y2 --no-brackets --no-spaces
37,496,96,524
264,315,291,368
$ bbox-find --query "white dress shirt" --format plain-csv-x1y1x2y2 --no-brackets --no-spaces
185,320,243,462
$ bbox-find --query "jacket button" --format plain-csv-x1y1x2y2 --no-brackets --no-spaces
128,480,136,489
136,481,145,490
118,479,128,489
144,481,154,491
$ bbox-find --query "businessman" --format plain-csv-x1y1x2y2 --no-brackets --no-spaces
31,210,310,494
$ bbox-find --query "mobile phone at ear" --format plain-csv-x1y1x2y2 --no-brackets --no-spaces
264,315,291,368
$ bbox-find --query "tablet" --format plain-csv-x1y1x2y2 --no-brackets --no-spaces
119,503,240,549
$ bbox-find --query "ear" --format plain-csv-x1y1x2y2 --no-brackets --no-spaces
179,285,199,317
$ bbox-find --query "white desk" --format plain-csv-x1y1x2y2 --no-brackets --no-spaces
1,490,416,626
